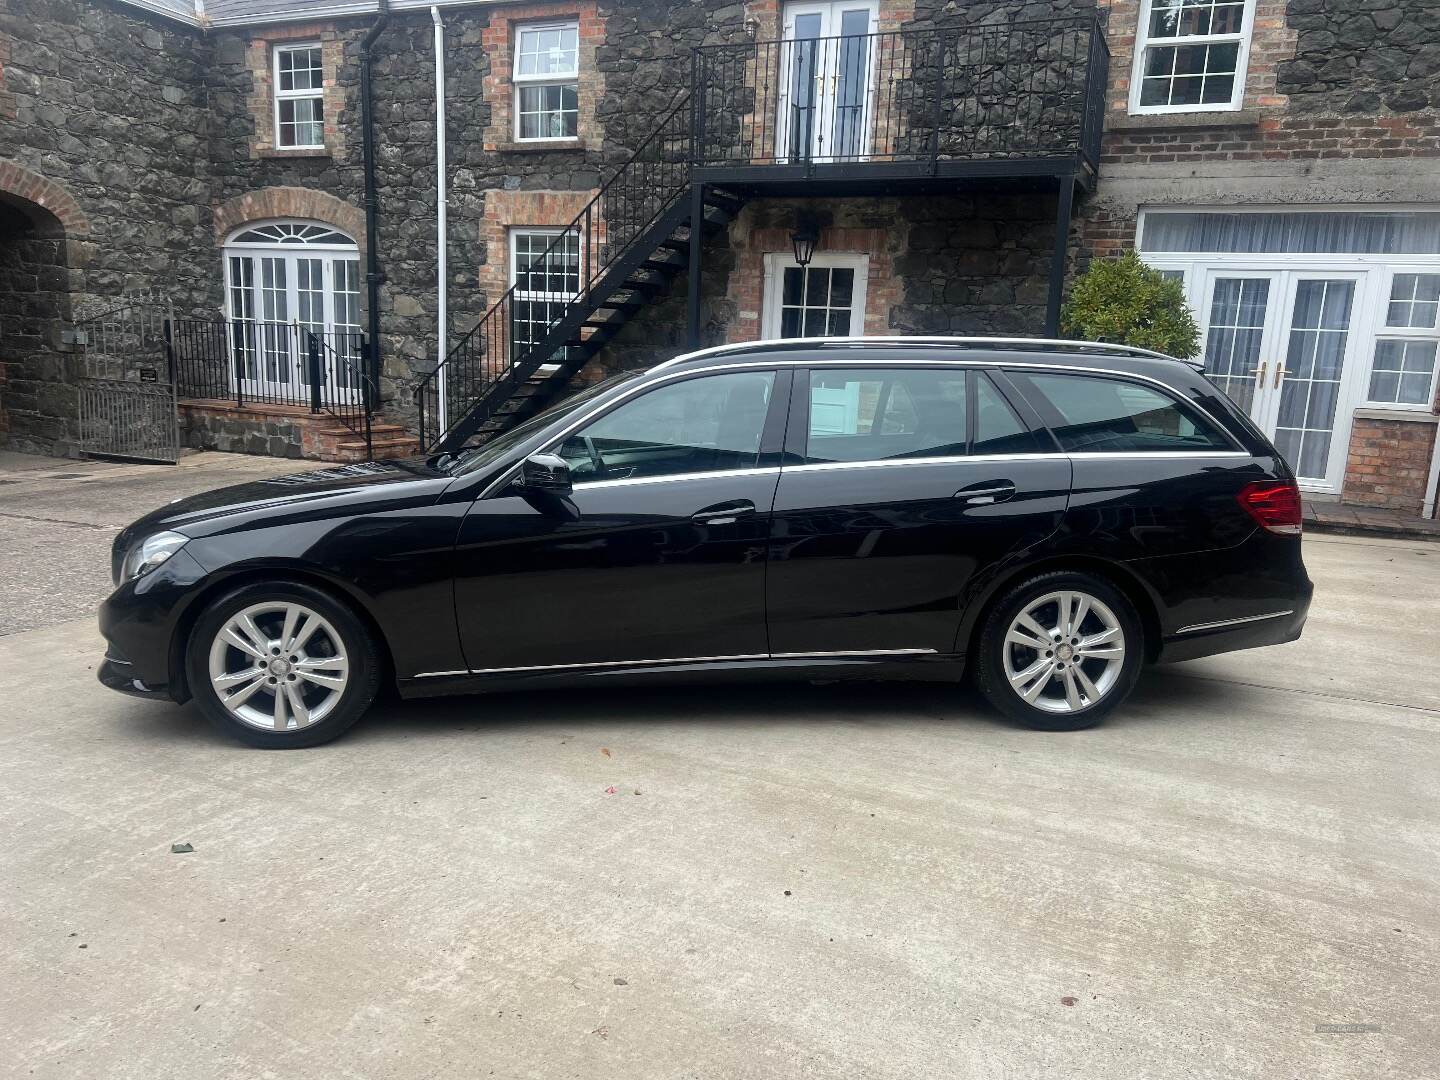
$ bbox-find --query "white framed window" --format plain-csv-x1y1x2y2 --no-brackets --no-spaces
510,227,582,360
1368,272,1440,407
513,21,580,141
1130,0,1254,114
762,252,870,338
274,44,325,148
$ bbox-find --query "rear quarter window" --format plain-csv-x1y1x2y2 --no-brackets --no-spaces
1011,371,1234,453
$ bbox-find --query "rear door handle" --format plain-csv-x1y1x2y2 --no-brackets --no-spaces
954,481,1017,506
692,500,756,525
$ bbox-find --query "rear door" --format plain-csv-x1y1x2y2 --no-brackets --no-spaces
765,364,1071,657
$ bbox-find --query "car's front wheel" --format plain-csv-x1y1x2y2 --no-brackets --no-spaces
186,581,382,748
974,571,1143,731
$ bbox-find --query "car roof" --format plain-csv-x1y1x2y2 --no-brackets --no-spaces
651,336,1205,377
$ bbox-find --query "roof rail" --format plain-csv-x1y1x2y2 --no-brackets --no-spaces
650,335,1199,372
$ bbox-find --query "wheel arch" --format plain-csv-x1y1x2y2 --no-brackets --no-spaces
957,554,1165,665
167,563,397,703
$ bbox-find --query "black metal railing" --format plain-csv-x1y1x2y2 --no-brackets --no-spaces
415,93,693,450
417,16,1110,452
693,16,1109,171
167,318,376,453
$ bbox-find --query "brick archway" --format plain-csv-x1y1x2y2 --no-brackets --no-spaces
0,159,89,237
213,187,365,248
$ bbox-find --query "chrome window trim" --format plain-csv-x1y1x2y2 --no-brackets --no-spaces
479,356,1248,499
1175,610,1294,635
784,450,1252,474
575,466,780,492
416,648,940,679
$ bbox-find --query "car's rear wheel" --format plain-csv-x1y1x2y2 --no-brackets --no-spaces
974,570,1143,731
186,581,382,748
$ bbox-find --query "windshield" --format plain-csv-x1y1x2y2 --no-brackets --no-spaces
443,370,643,477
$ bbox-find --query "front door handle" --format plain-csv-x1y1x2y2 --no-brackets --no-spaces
954,481,1017,506
692,500,756,526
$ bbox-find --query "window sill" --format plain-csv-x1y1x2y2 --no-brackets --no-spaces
1354,407,1439,424
498,139,587,154
1109,109,1264,132
257,147,332,159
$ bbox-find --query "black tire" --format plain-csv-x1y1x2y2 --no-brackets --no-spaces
186,580,383,749
973,570,1144,731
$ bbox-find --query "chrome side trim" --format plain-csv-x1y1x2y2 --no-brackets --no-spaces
1175,610,1294,635
411,669,470,679
469,654,771,675
442,648,942,678
770,648,939,659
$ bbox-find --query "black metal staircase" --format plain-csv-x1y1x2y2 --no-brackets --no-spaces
415,15,1112,456
415,93,747,453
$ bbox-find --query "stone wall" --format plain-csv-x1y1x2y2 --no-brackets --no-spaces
0,0,213,452
1276,0,1440,114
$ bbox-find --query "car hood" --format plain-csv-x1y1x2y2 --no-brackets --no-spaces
116,457,455,549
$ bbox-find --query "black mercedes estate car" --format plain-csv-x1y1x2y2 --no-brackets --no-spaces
99,337,1312,748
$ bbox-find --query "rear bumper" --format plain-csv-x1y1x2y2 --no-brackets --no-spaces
1156,594,1310,664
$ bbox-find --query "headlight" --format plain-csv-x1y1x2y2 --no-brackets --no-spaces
118,531,189,584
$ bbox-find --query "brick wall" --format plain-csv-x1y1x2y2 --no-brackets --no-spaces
1342,416,1439,513
481,0,603,153
0,28,14,120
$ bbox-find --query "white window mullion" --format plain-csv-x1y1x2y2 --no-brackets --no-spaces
274,44,325,148
1131,0,1254,114
513,21,580,141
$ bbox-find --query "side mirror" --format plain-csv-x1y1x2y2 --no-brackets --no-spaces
517,452,573,496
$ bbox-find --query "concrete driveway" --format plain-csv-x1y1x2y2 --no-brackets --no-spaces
1,452,1437,1080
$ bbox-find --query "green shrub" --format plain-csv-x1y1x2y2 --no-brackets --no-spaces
1060,251,1201,359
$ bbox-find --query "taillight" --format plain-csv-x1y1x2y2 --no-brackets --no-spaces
1237,480,1302,535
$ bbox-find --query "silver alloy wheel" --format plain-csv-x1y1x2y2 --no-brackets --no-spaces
1001,590,1126,715
206,601,349,732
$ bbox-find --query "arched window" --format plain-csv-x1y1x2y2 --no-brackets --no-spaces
223,220,362,403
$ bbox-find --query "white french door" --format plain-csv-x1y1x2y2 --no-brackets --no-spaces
778,0,879,163
223,225,363,406
1199,268,1366,491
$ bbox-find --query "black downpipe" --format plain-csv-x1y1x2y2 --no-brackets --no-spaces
360,0,390,391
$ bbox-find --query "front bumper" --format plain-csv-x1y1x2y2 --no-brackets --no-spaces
97,654,173,700
97,547,210,704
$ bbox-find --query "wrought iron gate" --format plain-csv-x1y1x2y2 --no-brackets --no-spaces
69,291,180,465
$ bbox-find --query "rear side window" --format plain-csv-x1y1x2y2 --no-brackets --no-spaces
807,368,967,463
1013,372,1232,453
804,368,1037,463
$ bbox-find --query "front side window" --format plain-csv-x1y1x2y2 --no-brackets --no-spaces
514,22,579,141
1014,372,1233,453
1133,0,1252,113
1369,272,1440,406
274,45,325,148
556,372,776,483
511,228,581,361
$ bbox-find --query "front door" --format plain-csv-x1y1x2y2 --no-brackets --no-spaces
453,370,785,673
779,0,879,163
766,365,1071,657
1199,270,1364,491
